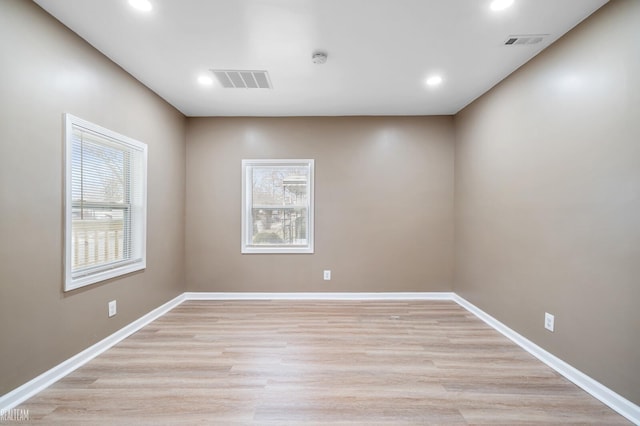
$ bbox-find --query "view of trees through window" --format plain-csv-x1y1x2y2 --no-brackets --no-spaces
71,132,129,271
251,165,309,246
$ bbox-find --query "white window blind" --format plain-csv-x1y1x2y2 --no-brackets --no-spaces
64,114,147,291
242,159,314,254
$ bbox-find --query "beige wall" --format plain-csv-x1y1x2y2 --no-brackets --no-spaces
0,1,186,395
454,0,640,405
186,116,454,292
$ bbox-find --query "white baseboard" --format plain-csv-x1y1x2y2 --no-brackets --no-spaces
2,291,637,424
453,294,640,425
183,291,456,300
0,293,186,412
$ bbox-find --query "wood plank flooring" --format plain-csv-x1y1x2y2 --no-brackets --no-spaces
18,300,630,424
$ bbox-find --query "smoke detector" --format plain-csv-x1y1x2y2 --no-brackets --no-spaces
312,51,328,64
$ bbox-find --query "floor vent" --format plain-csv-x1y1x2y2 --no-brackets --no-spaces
211,70,272,89
504,34,548,46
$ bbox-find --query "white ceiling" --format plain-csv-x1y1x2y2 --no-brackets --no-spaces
34,0,608,117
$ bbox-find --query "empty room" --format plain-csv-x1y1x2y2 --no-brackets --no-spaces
0,0,638,424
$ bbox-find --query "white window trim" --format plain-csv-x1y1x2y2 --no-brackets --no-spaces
64,114,147,291
242,159,314,254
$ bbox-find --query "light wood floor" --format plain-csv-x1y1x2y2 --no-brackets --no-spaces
19,300,629,425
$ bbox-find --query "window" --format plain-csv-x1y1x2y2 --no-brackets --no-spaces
242,159,314,254
64,114,147,291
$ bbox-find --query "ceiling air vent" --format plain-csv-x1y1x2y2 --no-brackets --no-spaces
504,34,549,46
211,70,272,89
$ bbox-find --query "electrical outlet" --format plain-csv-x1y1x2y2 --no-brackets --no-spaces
544,312,554,332
323,270,331,280
108,300,117,318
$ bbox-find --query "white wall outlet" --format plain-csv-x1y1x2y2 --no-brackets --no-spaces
544,312,554,332
323,270,331,280
108,300,117,318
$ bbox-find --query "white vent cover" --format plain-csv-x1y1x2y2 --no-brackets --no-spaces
504,34,549,46
211,70,272,89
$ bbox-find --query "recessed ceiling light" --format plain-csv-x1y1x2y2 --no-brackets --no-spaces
426,75,443,87
129,0,152,12
197,75,213,86
490,0,514,11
